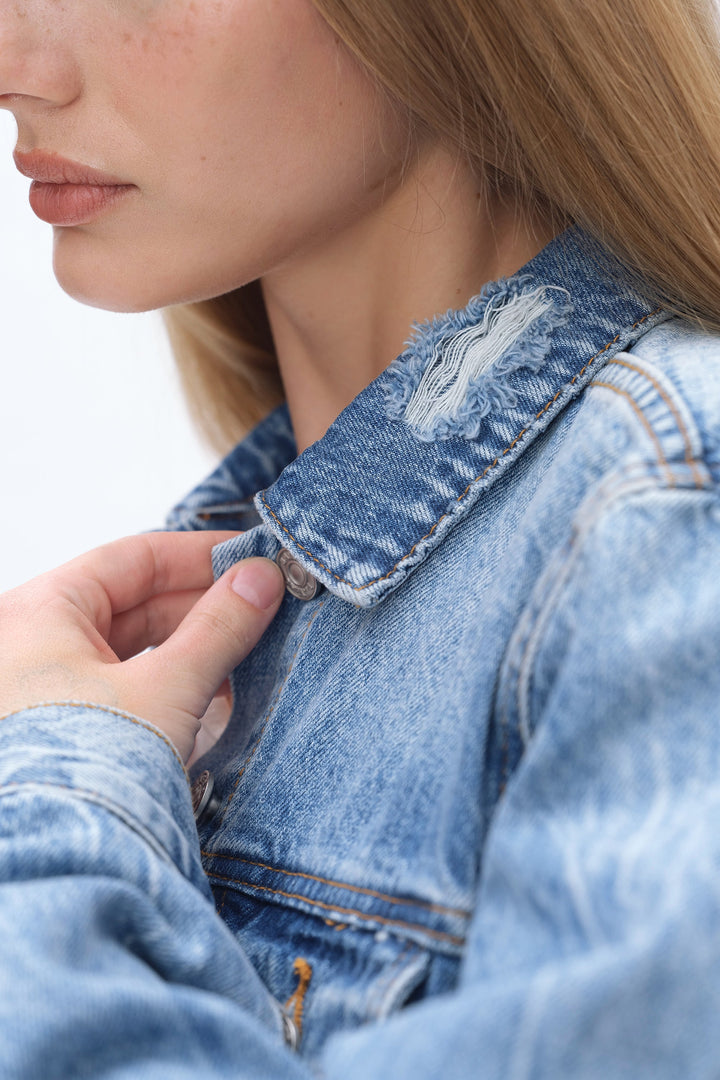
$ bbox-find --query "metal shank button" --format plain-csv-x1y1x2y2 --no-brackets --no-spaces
191,769,221,824
276,547,321,601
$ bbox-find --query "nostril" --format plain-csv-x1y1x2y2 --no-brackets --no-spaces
0,32,82,110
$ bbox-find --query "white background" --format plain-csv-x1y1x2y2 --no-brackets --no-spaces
0,114,216,593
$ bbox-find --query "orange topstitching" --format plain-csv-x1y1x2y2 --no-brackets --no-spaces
200,851,470,918
605,357,705,488
205,870,466,947
589,381,675,487
283,957,313,1042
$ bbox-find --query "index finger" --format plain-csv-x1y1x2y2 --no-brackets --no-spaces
55,531,240,619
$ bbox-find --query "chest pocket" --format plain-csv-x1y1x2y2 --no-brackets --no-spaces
209,885,459,1060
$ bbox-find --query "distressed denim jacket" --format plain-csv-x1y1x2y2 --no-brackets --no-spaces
2,228,720,1078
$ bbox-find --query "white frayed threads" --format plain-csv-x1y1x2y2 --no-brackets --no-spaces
404,286,562,434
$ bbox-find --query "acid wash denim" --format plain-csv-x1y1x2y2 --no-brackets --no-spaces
2,228,720,1078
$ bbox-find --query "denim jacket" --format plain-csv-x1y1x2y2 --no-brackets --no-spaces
2,228,720,1078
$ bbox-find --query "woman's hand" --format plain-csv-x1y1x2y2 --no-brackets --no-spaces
0,532,285,761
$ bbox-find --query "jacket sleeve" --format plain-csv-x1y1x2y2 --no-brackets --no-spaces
0,705,307,1079
2,481,720,1079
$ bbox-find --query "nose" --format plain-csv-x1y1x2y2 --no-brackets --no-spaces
0,5,81,110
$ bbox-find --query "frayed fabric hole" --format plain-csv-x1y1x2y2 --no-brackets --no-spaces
385,280,573,441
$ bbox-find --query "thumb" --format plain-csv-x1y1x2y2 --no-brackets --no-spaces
134,556,285,729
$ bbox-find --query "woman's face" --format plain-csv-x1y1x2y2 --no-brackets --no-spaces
0,0,407,311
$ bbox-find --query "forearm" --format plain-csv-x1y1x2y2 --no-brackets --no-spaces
0,705,303,1079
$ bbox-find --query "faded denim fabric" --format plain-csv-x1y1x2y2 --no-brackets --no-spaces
2,228,720,1077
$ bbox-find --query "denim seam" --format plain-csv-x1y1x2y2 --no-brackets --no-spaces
588,381,675,486
204,871,466,947
515,523,578,746
605,358,705,488
0,701,186,773
220,600,326,818
0,780,113,801
498,684,513,799
199,851,470,917
0,781,181,867
260,308,663,592
515,474,716,744
494,506,575,788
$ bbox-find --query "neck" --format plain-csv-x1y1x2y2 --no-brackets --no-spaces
261,145,556,452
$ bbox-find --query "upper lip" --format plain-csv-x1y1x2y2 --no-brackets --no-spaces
12,149,131,186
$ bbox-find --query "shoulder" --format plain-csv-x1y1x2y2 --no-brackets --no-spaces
537,316,720,500
499,316,720,734
629,314,720,384
589,317,720,479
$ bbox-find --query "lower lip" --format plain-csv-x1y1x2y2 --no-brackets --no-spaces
28,180,135,226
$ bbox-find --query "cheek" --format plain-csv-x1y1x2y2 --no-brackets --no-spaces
196,45,404,249
53,0,408,310
112,0,393,200
110,1,338,145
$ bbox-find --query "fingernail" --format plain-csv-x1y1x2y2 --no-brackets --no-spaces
231,558,284,610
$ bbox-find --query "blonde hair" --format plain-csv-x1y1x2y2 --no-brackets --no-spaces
165,0,720,452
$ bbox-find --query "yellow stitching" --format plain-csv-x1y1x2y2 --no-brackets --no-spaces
283,958,313,1043
0,701,185,772
222,601,326,813
205,871,466,946
589,382,675,487
199,852,470,918
606,358,705,489
261,309,663,592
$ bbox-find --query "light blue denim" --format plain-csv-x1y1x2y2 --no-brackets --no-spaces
2,228,720,1077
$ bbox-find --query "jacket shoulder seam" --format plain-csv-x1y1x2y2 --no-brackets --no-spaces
604,357,704,486
509,473,719,745
590,356,708,490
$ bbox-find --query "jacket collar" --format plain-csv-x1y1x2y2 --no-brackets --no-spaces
170,228,668,608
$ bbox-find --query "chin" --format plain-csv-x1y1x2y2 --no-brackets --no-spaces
51,231,257,314
52,244,170,314
56,281,159,314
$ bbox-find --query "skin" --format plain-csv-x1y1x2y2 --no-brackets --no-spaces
0,0,554,752
0,535,286,761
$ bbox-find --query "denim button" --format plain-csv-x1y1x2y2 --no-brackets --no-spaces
276,547,321,601
191,770,220,823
